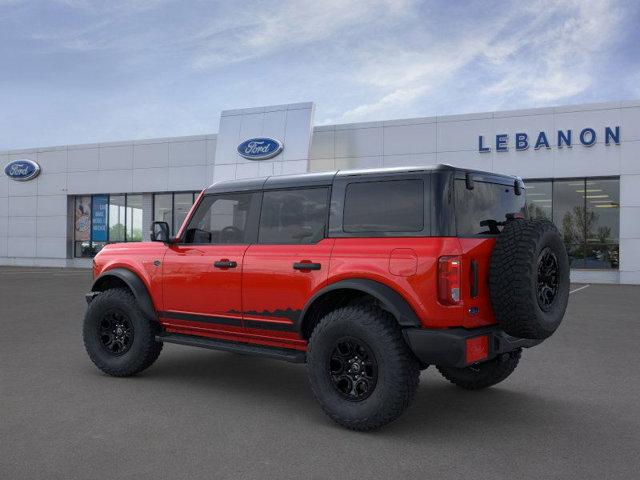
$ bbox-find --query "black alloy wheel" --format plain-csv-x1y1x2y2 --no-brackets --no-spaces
307,305,420,430
83,288,163,376
537,247,559,311
328,337,378,401
98,309,134,356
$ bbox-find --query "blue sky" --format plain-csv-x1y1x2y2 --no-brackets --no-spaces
1,0,639,150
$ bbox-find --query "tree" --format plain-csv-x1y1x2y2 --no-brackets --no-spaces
561,205,598,245
109,223,125,242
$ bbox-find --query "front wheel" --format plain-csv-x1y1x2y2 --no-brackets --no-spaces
307,305,420,431
83,288,163,376
437,349,521,390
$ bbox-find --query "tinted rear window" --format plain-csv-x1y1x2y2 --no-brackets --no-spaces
455,180,526,235
259,188,329,244
343,179,424,233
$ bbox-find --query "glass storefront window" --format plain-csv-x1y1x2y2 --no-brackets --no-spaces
109,195,126,242
554,179,589,268
524,180,552,221
584,179,619,269
174,193,195,235
153,192,197,235
74,193,151,257
525,177,620,270
126,194,143,242
154,193,173,234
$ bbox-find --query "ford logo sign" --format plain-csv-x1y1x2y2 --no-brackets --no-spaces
4,159,41,181
237,137,283,160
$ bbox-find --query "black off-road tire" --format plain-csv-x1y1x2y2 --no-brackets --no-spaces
307,305,420,431
83,288,163,376
437,349,521,390
489,219,569,340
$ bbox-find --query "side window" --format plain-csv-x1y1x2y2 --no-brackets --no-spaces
343,179,424,233
183,193,255,244
259,188,329,244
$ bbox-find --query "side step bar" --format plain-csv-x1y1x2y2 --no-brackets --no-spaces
156,333,306,363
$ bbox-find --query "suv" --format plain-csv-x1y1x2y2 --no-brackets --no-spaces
83,165,569,430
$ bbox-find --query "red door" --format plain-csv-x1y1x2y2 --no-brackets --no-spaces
241,187,333,350
159,191,260,341
241,240,334,349
160,244,247,338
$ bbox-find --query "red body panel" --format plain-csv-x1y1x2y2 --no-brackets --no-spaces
92,242,166,311
160,244,248,338
457,237,498,328
93,235,498,350
328,237,496,329
241,238,335,349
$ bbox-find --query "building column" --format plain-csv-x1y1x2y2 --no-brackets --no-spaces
619,174,640,284
142,193,153,241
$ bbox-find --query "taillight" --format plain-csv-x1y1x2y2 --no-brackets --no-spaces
438,256,461,305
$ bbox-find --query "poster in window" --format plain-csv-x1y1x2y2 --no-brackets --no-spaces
91,195,108,242
75,196,91,241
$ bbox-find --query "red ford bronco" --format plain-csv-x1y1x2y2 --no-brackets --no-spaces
83,165,569,430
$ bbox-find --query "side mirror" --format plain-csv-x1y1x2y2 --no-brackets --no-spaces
150,221,171,243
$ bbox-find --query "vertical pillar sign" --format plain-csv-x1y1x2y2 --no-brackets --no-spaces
74,196,91,242
91,195,108,242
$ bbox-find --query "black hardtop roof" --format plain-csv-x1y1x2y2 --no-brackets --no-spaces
204,164,521,194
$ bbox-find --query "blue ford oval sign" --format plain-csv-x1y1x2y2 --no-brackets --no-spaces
237,137,283,160
4,159,41,181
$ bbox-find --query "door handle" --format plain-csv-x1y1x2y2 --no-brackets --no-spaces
214,260,237,269
293,262,321,271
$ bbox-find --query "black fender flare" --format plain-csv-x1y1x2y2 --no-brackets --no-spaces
299,279,422,331
91,268,157,322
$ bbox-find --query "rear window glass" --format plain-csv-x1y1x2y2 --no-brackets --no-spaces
259,188,329,244
455,180,526,235
343,179,424,233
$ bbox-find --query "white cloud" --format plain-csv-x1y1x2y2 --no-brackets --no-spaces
337,36,492,121
481,0,621,105
334,0,625,122
339,85,429,121
0,0,633,149
191,0,415,69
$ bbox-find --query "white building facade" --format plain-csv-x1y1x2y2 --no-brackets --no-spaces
1,100,639,284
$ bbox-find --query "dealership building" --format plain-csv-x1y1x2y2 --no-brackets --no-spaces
1,100,639,284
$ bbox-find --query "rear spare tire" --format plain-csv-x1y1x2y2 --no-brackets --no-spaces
489,219,569,340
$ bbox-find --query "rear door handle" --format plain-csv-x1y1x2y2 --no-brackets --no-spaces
214,260,237,269
293,262,321,271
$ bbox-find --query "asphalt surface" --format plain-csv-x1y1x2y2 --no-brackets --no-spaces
1,267,639,480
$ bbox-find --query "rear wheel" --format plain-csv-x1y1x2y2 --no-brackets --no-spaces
307,305,420,431
437,349,521,390
83,288,162,376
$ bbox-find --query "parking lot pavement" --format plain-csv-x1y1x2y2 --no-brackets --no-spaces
1,267,639,480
